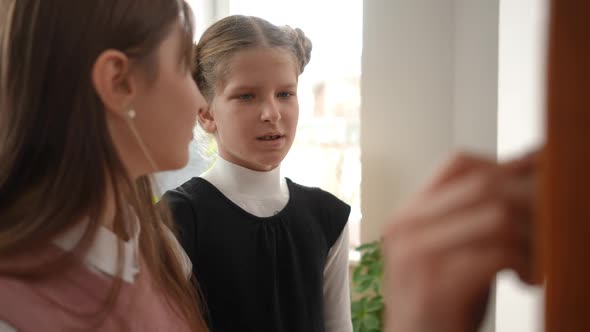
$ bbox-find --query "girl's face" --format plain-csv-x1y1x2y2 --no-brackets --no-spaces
201,47,300,172
131,26,206,172
100,23,207,177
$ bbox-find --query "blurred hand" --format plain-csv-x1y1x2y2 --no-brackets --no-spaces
382,151,538,332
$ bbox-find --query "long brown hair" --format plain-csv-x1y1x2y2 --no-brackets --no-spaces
0,0,206,330
540,1,590,331
194,15,313,102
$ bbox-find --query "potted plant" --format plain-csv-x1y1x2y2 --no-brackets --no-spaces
351,241,384,332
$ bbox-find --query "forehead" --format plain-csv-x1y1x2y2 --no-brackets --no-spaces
222,47,298,89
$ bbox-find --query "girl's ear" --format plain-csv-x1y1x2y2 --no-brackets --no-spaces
92,49,137,118
198,106,216,134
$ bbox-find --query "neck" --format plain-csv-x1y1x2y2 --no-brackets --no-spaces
201,156,284,198
217,149,279,172
101,173,135,240
101,177,117,232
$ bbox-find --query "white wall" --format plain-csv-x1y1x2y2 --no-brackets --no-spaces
361,0,455,243
362,1,501,331
495,0,548,331
361,0,501,239
453,0,499,155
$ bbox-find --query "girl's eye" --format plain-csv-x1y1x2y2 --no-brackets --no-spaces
238,94,254,100
277,92,294,98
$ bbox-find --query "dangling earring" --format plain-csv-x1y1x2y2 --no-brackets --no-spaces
127,108,136,120
123,106,159,173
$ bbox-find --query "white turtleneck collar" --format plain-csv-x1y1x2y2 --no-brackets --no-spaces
200,157,290,218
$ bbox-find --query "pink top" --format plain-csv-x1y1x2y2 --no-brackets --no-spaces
0,220,193,332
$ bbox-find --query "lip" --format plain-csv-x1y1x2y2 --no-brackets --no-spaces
256,131,284,139
255,134,286,149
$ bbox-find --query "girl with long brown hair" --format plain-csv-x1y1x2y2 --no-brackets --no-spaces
0,0,208,331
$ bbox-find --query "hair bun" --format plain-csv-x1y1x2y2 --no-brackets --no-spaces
291,27,312,74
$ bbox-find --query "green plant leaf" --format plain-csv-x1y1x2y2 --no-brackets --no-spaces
351,241,383,332
364,312,381,330
359,255,373,266
357,279,373,293
353,266,364,283
369,261,382,276
353,319,361,332
357,274,373,283
372,282,382,294
356,242,377,252
366,296,384,312
351,301,363,316
369,250,381,262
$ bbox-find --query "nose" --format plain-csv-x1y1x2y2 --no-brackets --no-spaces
260,98,281,123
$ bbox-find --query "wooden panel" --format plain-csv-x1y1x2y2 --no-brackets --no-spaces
541,1,590,331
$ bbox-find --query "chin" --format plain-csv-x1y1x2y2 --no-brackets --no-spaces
256,163,279,172
159,154,190,172
255,157,285,171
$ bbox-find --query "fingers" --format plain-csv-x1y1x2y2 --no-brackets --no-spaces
410,203,524,258
383,223,528,332
386,150,538,237
500,148,541,176
382,150,540,332
422,149,539,196
386,200,530,288
421,152,497,194
387,170,493,235
387,169,536,283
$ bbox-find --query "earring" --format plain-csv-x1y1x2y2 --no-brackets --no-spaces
127,108,136,119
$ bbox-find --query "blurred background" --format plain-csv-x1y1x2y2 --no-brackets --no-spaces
156,1,549,331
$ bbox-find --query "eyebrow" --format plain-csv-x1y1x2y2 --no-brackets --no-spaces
227,84,298,92
227,86,257,92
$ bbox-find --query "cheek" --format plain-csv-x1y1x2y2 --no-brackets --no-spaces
225,115,251,143
217,104,251,132
287,103,300,125
147,83,196,162
170,78,202,128
159,95,192,135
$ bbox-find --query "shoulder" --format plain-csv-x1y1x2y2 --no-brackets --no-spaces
162,177,209,201
0,276,30,314
0,276,57,330
287,179,351,247
160,177,215,216
288,179,333,200
160,179,213,259
288,179,350,214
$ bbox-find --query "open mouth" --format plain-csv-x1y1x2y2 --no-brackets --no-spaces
257,135,284,141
